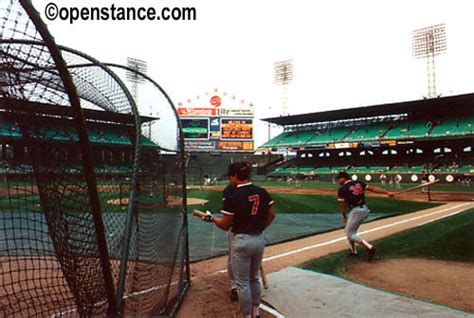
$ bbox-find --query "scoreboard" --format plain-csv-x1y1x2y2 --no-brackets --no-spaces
181,118,209,140
178,93,254,152
221,119,253,140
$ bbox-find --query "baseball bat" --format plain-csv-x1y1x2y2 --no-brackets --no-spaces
393,179,440,196
192,209,207,218
260,265,269,289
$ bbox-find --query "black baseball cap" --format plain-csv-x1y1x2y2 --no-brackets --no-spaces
336,171,350,180
227,161,252,180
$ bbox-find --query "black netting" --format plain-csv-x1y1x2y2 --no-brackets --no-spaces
105,64,189,315
1,1,189,317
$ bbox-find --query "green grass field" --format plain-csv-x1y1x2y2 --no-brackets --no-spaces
186,189,439,215
0,188,172,213
301,208,474,275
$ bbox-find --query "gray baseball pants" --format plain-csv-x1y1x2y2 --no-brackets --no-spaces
345,205,370,244
227,231,237,289
231,232,265,315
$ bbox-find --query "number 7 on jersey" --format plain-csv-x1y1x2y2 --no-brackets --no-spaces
248,195,260,215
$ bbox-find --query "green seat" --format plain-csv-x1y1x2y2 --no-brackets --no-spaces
261,132,289,147
0,120,22,139
279,131,314,146
384,121,431,139
307,127,349,145
430,118,474,137
344,123,390,141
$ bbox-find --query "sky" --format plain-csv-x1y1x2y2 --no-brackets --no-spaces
30,0,474,146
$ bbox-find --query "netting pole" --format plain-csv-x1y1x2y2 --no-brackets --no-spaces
18,1,118,315
115,120,141,316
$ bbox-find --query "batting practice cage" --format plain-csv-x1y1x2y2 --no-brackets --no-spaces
0,1,190,316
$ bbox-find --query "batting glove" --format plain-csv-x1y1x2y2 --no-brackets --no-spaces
202,210,214,223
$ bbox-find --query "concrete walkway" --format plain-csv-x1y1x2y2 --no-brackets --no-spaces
262,267,473,318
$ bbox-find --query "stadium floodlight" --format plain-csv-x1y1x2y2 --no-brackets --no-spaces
126,57,147,101
412,24,447,98
274,59,293,116
126,57,149,137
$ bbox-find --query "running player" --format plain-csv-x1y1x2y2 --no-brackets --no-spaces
336,171,394,261
205,161,276,318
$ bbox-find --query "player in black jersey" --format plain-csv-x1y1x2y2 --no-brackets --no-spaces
206,162,276,318
336,171,394,261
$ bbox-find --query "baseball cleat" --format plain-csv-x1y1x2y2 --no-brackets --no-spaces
368,247,377,262
229,288,238,301
347,251,358,257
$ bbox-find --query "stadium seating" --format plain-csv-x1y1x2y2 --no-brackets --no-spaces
261,132,289,147
307,127,349,145
0,118,160,149
90,126,131,145
383,121,431,139
430,117,474,137
263,117,473,149
140,135,157,147
281,130,314,145
38,123,77,142
0,120,22,139
344,123,390,141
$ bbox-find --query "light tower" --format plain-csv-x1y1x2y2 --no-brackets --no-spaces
126,57,147,102
412,24,447,98
274,59,293,115
126,57,148,137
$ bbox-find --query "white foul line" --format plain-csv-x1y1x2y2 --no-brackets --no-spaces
261,202,472,263
217,202,472,272
417,208,468,226
260,303,285,318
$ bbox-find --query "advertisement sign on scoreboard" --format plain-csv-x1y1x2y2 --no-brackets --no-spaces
218,108,254,117
209,117,220,132
221,118,253,140
178,107,216,117
184,141,216,151
216,141,254,151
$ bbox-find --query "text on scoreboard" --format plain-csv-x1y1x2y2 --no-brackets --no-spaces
220,118,253,140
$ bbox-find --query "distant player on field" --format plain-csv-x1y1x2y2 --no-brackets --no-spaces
336,171,394,261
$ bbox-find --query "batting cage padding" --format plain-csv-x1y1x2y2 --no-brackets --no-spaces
1,1,189,316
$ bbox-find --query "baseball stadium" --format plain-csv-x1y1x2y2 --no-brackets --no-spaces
177,87,474,317
1,1,474,318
